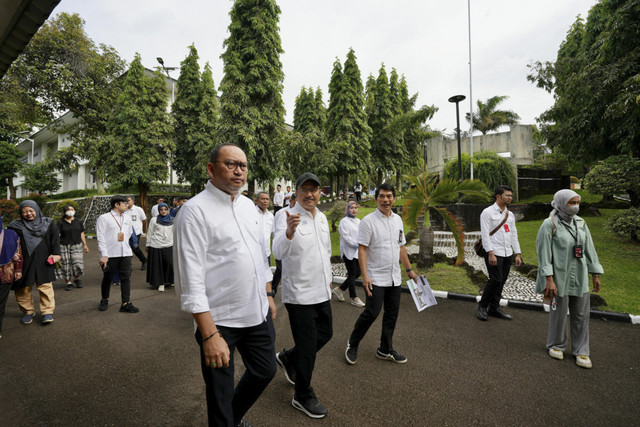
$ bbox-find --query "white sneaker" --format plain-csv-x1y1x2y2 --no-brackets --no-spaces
549,348,563,360
350,297,365,307
158,285,165,292
332,287,345,302
576,355,592,369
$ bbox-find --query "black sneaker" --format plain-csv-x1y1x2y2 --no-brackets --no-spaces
140,261,147,271
276,350,296,385
65,283,73,291
74,279,83,288
292,396,328,419
236,420,254,427
345,341,357,365
119,302,139,313
99,299,109,311
376,348,407,364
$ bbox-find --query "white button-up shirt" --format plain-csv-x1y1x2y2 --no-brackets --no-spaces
272,203,332,305
273,191,284,207
480,202,521,257
128,205,146,235
358,209,406,287
256,205,274,258
96,210,134,258
339,216,360,260
174,181,273,328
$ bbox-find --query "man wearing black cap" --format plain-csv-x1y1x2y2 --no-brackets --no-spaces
272,172,333,419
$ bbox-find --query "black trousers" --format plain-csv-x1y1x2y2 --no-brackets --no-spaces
100,256,132,303
349,284,401,353
479,254,512,310
283,301,333,401
131,234,146,264
339,256,361,298
196,317,276,427
271,259,282,294
0,282,11,333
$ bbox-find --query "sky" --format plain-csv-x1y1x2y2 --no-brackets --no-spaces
53,0,597,134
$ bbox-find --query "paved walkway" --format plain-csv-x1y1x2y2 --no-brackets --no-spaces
1,239,639,426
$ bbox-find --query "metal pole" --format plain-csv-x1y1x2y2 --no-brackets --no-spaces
448,95,466,183
468,0,474,180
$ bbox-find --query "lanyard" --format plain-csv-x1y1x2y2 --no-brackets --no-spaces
110,211,123,231
561,219,579,245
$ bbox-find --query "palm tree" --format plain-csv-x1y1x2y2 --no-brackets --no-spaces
466,95,520,135
403,165,490,268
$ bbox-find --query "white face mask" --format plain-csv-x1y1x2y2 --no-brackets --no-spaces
65,210,75,217
566,205,579,215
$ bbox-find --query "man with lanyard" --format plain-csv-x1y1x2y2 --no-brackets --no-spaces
255,191,274,265
476,185,522,321
273,184,285,214
96,195,139,313
174,143,276,427
126,196,147,271
273,172,332,419
345,183,417,365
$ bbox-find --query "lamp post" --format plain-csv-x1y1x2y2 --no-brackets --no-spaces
156,57,178,192
448,95,466,182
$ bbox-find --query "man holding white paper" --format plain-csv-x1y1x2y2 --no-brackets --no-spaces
345,183,417,365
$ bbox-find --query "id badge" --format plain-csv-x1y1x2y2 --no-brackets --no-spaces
504,224,510,232
574,244,583,258
117,232,125,242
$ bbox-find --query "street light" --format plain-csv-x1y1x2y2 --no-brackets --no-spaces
448,95,466,182
156,57,178,192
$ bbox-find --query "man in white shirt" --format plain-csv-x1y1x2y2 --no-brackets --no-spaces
283,185,293,207
273,184,284,214
271,193,295,296
151,197,165,218
126,196,147,271
273,172,332,419
173,143,277,427
345,183,417,365
255,191,274,264
477,185,522,321
96,195,139,313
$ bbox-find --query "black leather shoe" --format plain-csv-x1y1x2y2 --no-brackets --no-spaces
476,305,488,321
488,308,512,320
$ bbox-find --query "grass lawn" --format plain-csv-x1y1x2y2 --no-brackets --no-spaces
516,209,640,314
517,189,603,204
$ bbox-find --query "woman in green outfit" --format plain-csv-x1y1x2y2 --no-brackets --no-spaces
535,189,603,369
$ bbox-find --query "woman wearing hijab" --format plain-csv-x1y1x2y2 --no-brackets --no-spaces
1,214,23,339
8,200,60,325
145,203,174,292
57,204,89,291
535,189,603,369
333,201,365,307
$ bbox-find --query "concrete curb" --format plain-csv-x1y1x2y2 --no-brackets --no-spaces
331,275,638,325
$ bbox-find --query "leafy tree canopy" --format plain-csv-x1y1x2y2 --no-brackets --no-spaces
443,151,516,194
584,155,640,206
465,95,520,135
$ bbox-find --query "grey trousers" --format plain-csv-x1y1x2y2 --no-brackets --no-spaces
547,291,590,356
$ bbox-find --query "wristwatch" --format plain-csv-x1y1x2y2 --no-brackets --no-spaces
266,291,275,297
405,268,413,273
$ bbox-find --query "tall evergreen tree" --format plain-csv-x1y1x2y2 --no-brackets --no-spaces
218,0,285,193
326,48,371,196
286,87,327,179
172,45,219,194
101,54,171,205
367,64,395,186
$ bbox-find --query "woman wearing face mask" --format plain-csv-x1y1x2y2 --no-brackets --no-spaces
8,200,60,325
57,204,89,291
535,189,603,369
145,203,174,292
333,201,365,307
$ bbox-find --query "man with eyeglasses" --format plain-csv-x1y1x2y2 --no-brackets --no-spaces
476,185,522,321
272,172,333,419
173,143,277,427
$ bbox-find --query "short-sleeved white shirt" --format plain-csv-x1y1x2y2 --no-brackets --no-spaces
358,209,406,287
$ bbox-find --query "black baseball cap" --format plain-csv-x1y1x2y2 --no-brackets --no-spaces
296,172,321,189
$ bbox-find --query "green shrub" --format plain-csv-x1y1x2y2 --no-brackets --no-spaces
17,193,48,211
53,199,81,221
326,200,347,232
0,199,19,223
570,176,580,184
605,208,640,241
48,189,99,200
443,151,515,197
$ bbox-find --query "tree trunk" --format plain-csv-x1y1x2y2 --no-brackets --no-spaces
96,175,106,194
377,169,383,188
417,226,434,269
8,178,16,200
342,174,349,200
140,182,148,233
248,180,255,199
396,169,402,192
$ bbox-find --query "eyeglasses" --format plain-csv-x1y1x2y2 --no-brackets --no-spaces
214,160,248,171
298,187,320,195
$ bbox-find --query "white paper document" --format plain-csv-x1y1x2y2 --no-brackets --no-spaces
407,275,437,312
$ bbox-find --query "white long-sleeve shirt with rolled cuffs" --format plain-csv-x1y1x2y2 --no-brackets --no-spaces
480,202,521,257
96,210,133,258
173,181,273,329
339,216,360,260
272,203,332,305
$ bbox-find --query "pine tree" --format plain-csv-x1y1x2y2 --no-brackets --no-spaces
101,53,171,205
218,0,285,193
367,64,395,186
